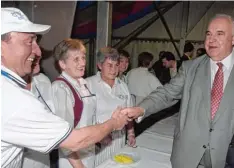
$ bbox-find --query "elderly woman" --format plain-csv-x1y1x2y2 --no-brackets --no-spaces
86,47,136,166
52,39,96,168
118,49,130,83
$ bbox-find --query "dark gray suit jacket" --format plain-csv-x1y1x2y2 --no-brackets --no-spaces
138,55,234,168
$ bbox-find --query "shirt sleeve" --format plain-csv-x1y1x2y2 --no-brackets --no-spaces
2,83,72,154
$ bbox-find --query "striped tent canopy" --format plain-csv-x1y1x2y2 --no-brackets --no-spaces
71,1,170,39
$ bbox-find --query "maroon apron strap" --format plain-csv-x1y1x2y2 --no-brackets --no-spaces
56,77,83,127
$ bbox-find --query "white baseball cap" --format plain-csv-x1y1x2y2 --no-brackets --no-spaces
1,7,51,35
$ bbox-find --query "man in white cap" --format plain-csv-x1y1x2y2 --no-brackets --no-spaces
1,7,129,168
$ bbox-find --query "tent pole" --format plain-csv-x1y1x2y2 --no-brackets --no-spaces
113,2,178,50
186,2,215,36
178,1,190,58
88,38,95,76
153,1,181,58
95,1,112,73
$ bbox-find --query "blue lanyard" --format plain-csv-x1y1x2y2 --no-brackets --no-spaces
1,70,26,88
1,70,53,112
2,70,53,113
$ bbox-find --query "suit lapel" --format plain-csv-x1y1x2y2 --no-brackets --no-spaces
213,64,234,123
200,58,212,122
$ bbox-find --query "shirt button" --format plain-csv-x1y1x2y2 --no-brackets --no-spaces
209,128,213,132
203,145,207,149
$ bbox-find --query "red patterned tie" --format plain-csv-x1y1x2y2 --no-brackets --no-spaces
211,62,224,120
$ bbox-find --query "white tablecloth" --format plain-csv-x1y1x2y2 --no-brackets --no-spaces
96,146,171,168
136,132,173,154
145,122,175,139
96,113,178,168
145,113,178,139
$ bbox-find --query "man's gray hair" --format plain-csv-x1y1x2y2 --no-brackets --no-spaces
97,47,120,64
210,14,234,35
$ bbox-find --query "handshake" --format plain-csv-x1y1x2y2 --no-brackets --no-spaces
110,106,145,131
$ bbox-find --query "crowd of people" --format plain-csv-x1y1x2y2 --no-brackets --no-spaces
1,7,234,168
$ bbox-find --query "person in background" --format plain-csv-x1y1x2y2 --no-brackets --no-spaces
22,47,54,168
86,47,136,166
1,7,129,168
196,47,207,57
126,52,162,106
161,52,182,79
118,49,130,83
52,39,97,168
181,42,194,61
121,14,234,168
152,51,171,85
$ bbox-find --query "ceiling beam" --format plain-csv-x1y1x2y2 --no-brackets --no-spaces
113,1,178,50
186,1,215,36
153,1,181,58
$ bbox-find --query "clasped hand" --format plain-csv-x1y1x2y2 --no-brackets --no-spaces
111,106,144,130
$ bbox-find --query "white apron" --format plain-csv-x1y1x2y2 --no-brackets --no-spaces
94,84,128,166
59,86,96,168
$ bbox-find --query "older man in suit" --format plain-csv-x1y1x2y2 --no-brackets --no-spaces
122,14,234,168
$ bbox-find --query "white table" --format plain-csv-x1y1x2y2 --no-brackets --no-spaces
96,146,171,168
136,132,173,154
96,114,178,168
145,113,178,139
145,122,175,139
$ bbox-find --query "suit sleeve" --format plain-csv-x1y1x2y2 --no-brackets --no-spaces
138,62,186,118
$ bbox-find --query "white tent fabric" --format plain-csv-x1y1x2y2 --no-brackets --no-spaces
110,1,234,68
112,40,203,68
113,2,234,40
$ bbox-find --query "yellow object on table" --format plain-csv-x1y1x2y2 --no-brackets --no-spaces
114,154,134,164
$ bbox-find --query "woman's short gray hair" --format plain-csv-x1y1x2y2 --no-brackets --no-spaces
97,47,120,64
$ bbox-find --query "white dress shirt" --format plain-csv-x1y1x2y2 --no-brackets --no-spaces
210,50,234,91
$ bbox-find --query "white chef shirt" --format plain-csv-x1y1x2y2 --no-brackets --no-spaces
32,73,55,113
22,73,56,168
86,71,132,122
126,67,162,105
1,66,71,168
